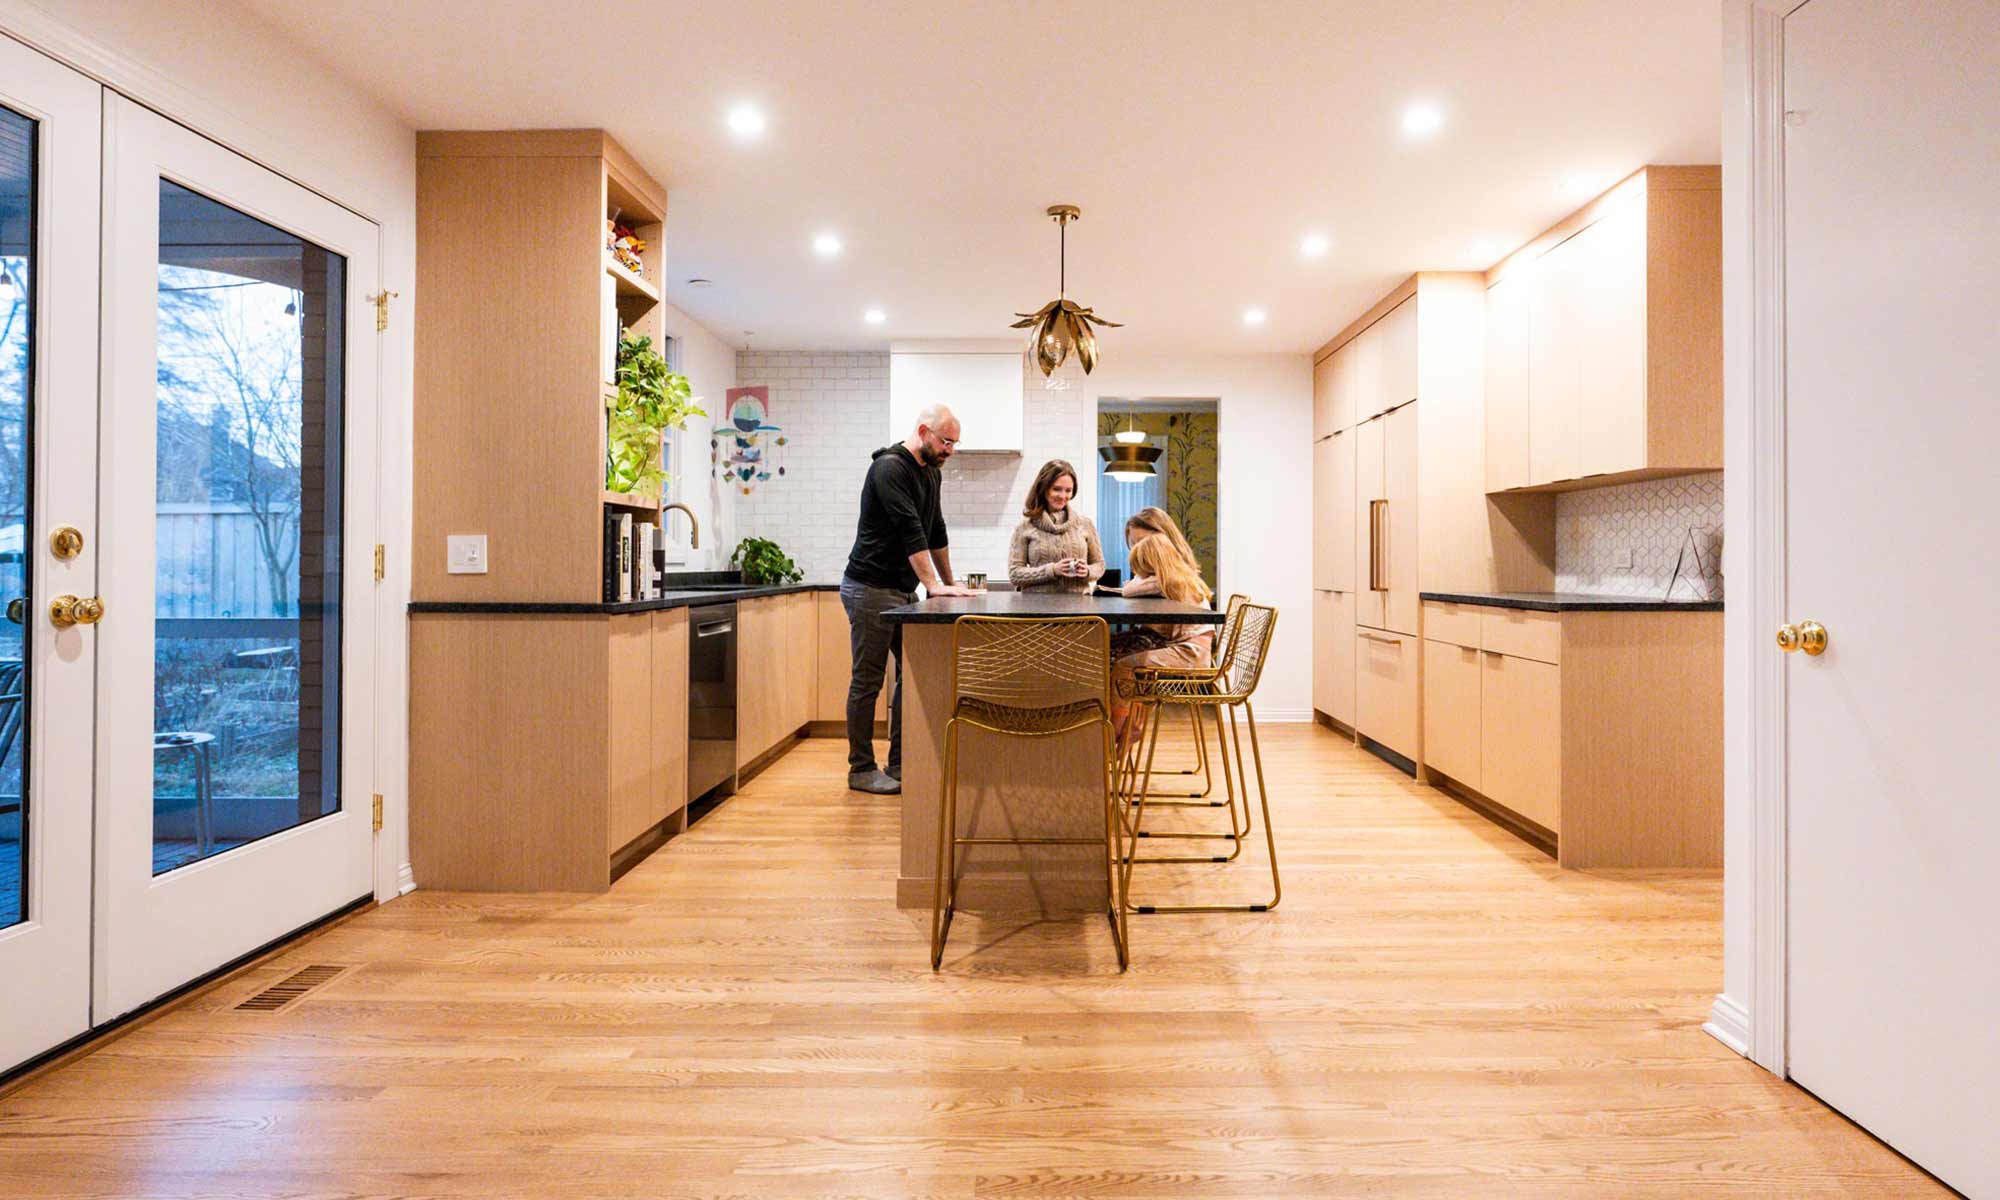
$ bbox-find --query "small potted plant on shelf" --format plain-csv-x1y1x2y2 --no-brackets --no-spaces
605,330,703,498
731,536,803,585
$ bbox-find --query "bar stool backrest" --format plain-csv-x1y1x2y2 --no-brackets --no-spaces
1217,602,1278,699
1207,594,1250,676
950,615,1111,711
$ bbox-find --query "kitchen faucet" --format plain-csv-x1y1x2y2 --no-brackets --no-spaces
662,501,699,550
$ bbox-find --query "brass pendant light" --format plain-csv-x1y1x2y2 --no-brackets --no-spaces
1011,204,1121,383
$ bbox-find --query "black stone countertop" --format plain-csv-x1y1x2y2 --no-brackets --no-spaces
884,591,1225,626
1419,590,1723,613
408,574,836,616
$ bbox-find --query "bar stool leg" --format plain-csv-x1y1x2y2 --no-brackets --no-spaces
1098,718,1128,970
930,719,962,970
1235,702,1282,911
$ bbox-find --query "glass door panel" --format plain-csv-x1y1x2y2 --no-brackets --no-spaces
0,39,101,1076
1,102,32,930
95,95,376,1021
152,180,344,875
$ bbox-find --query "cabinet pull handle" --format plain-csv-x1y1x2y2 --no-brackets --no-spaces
1368,499,1387,592
1359,631,1401,645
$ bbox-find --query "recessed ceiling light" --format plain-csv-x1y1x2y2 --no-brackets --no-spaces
1300,232,1331,258
813,232,843,257
1242,308,1267,326
726,104,766,140
1401,102,1444,140
686,278,713,288
864,308,886,324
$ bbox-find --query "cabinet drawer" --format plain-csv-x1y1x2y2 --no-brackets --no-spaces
1481,608,1562,665
1422,639,1481,789
1480,652,1561,832
1421,601,1481,649
1355,627,1418,761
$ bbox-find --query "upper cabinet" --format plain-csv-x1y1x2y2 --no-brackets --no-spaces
1484,274,1532,492
1311,348,1356,439
1489,166,1721,493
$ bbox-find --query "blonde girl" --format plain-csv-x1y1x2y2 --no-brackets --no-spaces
1110,529,1217,735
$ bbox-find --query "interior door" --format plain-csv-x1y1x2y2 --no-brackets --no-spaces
1782,2,1999,1194
93,95,378,1020
0,35,100,1074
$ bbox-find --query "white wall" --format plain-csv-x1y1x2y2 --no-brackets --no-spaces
658,299,737,570
732,349,1315,717
2,0,421,897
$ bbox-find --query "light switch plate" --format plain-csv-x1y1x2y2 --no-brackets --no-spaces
446,534,488,574
1614,547,1634,570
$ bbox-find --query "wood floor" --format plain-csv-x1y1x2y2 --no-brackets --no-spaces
0,725,1946,1198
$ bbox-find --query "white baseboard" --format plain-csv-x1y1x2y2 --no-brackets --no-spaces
397,862,416,896
1705,992,1752,1057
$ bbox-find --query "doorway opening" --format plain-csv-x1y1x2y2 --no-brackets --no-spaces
1094,399,1219,592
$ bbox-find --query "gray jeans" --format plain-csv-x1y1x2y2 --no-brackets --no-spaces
839,576,911,775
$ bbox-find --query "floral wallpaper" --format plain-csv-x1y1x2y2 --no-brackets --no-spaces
1097,410,1219,590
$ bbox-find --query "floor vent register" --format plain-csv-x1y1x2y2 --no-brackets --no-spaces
235,964,348,1012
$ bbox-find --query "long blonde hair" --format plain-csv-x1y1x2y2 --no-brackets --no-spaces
1125,506,1197,565
1129,534,1213,606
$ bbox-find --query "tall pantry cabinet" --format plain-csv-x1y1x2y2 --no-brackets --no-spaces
1312,275,1491,765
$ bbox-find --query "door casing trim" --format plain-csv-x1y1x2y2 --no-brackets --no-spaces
1711,0,1803,1078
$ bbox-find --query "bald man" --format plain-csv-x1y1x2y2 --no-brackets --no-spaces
839,405,978,795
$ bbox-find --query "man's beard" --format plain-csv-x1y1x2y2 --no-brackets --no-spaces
918,444,944,467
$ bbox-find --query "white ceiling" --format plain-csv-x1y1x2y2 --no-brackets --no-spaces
237,0,1721,354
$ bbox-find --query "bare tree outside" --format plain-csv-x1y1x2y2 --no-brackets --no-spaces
155,267,303,616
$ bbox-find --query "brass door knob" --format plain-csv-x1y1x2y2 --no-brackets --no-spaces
1776,620,1828,656
5,597,23,626
50,595,105,629
50,526,84,560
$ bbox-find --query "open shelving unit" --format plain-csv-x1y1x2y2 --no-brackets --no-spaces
411,130,691,892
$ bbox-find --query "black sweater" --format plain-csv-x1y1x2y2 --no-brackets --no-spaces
845,444,949,592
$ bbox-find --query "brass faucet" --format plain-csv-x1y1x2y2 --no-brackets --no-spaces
662,502,700,550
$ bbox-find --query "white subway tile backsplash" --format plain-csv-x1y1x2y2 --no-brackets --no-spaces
731,350,1104,582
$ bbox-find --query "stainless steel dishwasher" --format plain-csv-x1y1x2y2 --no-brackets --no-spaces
687,602,737,802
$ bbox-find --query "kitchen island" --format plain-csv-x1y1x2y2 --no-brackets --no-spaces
884,591,1225,910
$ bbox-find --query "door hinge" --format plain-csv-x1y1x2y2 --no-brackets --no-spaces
368,290,399,333
371,794,384,832
373,543,386,581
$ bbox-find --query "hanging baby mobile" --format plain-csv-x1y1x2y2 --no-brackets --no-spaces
712,386,787,495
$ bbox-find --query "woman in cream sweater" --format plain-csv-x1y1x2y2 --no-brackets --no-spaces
1007,459,1105,593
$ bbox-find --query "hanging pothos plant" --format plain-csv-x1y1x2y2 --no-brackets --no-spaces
605,331,704,496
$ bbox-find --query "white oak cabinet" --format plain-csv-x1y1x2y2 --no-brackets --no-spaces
1415,599,1721,867
1490,166,1721,493
1311,588,1356,730
1355,627,1418,762
1353,403,1419,637
1484,274,1531,492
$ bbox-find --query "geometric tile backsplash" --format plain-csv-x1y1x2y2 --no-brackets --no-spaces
1555,471,1724,600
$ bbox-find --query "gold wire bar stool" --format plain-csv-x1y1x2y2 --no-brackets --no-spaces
1119,600,1281,914
931,615,1127,970
1112,595,1253,865
1115,595,1249,806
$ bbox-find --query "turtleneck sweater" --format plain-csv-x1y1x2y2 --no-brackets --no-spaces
1007,507,1106,593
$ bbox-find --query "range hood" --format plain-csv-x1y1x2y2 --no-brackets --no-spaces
888,340,1023,454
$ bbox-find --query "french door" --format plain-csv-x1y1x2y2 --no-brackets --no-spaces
1,40,379,1072
0,31,102,1075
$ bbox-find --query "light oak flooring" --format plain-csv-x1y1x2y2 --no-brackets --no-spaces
0,725,1946,1198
